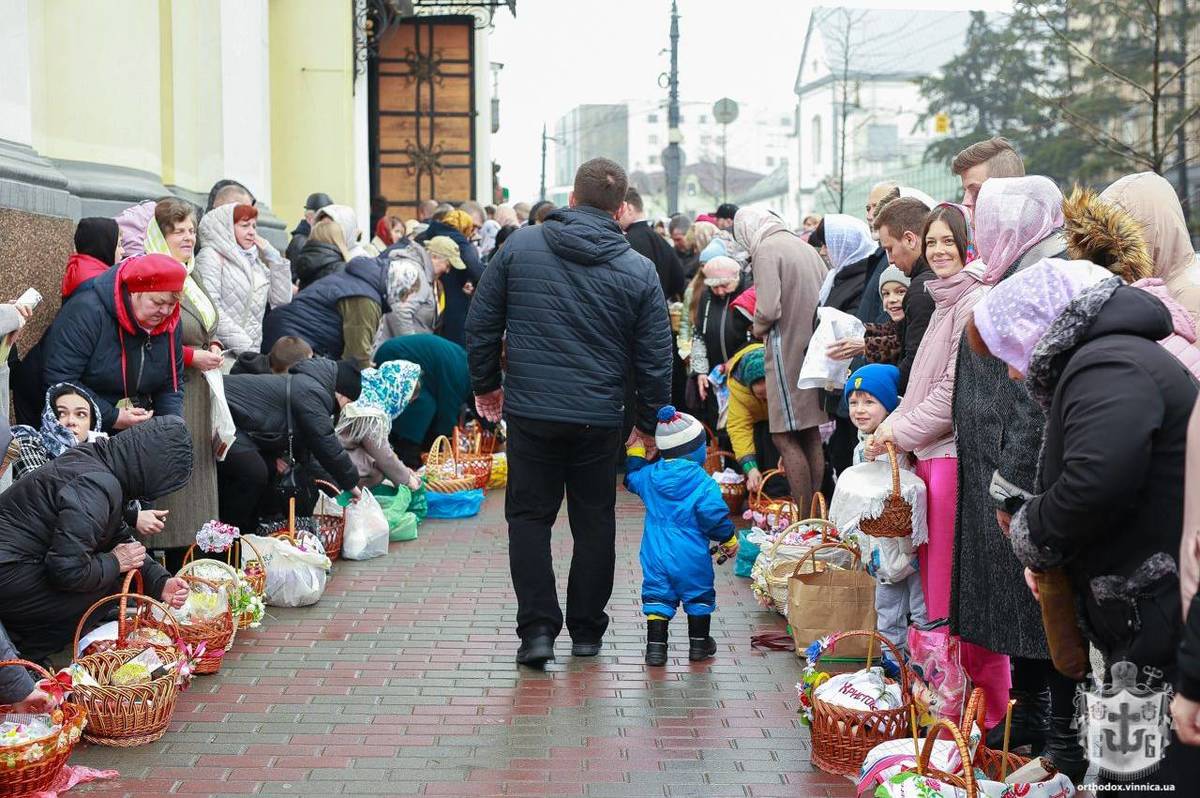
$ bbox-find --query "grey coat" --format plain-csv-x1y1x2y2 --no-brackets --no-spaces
948,232,1065,659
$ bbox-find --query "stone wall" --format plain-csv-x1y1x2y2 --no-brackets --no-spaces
0,206,72,347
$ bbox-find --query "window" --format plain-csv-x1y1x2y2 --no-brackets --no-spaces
700,114,708,124
866,124,899,161
648,113,659,123
780,117,791,127
648,134,659,145
649,155,659,165
811,116,822,165
766,156,775,167
700,135,712,145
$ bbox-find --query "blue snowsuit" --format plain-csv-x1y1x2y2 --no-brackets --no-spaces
624,449,735,619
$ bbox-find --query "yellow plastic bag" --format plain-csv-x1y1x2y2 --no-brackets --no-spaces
488,453,507,489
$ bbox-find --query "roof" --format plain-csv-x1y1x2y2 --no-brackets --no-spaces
795,7,976,95
630,161,765,199
734,164,790,205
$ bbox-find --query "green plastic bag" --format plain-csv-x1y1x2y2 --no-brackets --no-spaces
375,486,422,541
407,485,428,523
389,512,418,542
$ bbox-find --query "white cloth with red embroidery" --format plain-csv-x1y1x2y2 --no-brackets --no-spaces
812,666,903,712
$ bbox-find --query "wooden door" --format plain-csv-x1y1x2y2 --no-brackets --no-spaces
371,16,476,220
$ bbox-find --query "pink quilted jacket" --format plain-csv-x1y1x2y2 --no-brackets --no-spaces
1133,278,1200,379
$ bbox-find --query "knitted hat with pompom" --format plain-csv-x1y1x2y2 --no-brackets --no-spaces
654,405,706,459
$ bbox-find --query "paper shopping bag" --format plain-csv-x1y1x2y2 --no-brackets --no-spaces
787,543,877,658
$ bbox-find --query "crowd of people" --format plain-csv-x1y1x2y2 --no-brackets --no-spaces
460,143,1200,787
1,135,1199,786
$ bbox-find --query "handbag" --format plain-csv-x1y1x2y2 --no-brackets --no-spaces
273,376,302,500
786,542,876,658
907,620,968,726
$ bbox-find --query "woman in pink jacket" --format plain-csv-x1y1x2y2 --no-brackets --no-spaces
867,202,1011,728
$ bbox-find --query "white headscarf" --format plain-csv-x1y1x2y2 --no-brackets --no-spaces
732,207,789,258
818,214,876,304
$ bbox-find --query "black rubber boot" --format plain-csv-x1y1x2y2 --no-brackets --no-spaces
645,619,668,666
986,658,1050,752
687,615,717,662
1041,713,1089,785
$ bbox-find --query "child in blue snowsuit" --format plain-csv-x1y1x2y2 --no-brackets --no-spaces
625,405,737,666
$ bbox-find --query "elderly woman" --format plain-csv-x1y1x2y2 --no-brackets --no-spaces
975,259,1198,785
263,254,423,368
43,254,187,433
316,204,368,259
687,255,752,431
376,236,457,341
373,334,471,465
196,203,292,355
416,209,484,346
335,359,423,490
0,417,192,661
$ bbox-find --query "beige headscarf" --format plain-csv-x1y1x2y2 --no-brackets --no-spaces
1100,172,1200,324
732,207,789,258
691,221,719,253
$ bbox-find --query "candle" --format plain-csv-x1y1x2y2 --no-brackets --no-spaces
1000,698,1016,780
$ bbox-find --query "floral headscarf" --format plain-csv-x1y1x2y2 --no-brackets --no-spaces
972,257,1115,377
335,360,422,448
12,382,104,460
386,257,423,308
974,176,1065,284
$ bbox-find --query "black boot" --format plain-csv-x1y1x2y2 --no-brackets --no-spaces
646,619,668,666
1041,713,1088,785
985,687,1049,752
687,615,717,662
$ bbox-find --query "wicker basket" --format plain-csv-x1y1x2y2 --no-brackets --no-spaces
859,441,913,539
0,659,87,791
747,469,800,527
705,449,746,515
146,574,235,675
959,687,1034,781
809,629,912,777
71,572,184,747
182,537,267,615
903,719,979,796
750,516,840,611
313,479,346,559
179,556,258,633
453,426,494,490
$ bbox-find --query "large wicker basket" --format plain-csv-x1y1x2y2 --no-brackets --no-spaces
146,573,235,675
182,538,266,630
859,441,913,539
904,719,980,796
747,469,801,527
313,479,346,559
750,512,840,611
453,426,495,490
0,659,87,791
809,630,912,777
704,449,746,515
71,572,184,747
179,556,257,632
959,687,1034,781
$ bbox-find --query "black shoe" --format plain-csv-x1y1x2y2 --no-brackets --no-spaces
1040,713,1088,785
687,614,717,662
571,641,602,657
985,688,1049,753
516,635,555,667
646,619,668,667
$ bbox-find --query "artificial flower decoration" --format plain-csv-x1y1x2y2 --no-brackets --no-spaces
195,520,240,553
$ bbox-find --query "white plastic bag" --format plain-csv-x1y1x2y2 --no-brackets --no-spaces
242,532,331,607
341,492,390,560
797,307,866,390
204,369,237,462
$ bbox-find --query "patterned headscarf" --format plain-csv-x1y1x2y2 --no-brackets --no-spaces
335,360,422,449
12,382,104,460
819,214,876,304
972,257,1115,376
442,209,476,238
386,257,423,308
974,176,1065,284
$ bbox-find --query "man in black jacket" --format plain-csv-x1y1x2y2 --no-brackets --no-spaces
219,357,362,534
620,187,685,302
466,158,672,667
874,197,936,393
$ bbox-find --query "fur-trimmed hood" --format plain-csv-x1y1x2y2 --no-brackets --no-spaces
1062,186,1155,283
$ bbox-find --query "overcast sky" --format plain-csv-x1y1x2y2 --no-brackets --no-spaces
489,0,1013,203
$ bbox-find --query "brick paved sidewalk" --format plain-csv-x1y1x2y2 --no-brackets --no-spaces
73,484,854,798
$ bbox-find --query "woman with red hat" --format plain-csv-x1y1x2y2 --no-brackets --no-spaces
41,254,187,434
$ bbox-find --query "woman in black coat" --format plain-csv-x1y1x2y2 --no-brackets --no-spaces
0,416,192,660
218,357,363,533
974,260,1200,785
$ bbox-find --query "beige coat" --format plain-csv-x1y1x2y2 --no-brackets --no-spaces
734,209,827,433
1183,396,1200,618
1101,172,1200,327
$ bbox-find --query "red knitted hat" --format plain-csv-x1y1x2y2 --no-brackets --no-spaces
233,203,258,224
120,254,187,293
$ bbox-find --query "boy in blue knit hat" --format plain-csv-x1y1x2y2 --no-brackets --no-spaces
625,405,737,666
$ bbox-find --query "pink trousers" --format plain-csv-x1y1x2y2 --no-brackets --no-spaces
915,457,1011,728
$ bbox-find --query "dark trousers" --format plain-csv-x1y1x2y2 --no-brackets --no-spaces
505,415,622,643
217,435,271,535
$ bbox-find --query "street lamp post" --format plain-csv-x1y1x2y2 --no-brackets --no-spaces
664,0,681,215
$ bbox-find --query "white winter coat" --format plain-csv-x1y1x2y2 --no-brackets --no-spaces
195,204,293,353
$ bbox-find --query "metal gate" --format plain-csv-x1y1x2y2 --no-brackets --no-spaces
370,15,476,220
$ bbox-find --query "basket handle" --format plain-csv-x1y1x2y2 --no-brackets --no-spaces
960,687,986,739
884,441,902,500
752,467,786,505
178,558,240,585
72,570,183,654
809,629,912,699
0,658,54,684
240,534,264,570
788,541,862,578
314,479,341,497
766,519,839,557
914,718,977,797
810,491,827,520
428,434,455,464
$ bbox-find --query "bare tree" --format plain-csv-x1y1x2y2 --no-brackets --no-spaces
819,8,869,214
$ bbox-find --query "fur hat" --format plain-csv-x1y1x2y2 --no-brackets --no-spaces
1062,186,1154,283
654,405,706,459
